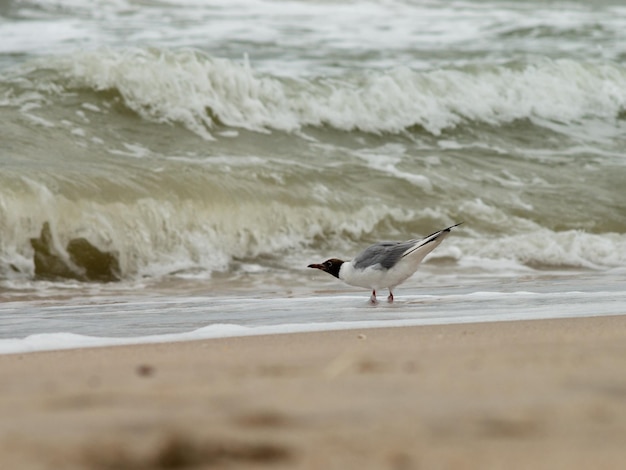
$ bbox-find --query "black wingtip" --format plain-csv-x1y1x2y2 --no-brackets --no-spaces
444,222,463,232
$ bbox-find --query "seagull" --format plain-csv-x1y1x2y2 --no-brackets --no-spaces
308,223,461,304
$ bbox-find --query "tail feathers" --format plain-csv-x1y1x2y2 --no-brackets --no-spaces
402,222,462,259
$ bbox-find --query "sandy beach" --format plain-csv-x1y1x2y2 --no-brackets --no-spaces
1,315,626,469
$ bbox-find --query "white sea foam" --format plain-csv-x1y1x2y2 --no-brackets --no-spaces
7,0,626,71
466,230,626,270
356,145,433,191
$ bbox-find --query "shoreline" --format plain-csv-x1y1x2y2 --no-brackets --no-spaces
1,308,622,356
2,315,626,469
3,270,626,355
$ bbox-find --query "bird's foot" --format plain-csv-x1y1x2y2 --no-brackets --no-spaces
387,292,394,303
369,291,378,305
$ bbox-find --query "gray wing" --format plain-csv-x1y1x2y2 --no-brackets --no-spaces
352,239,418,270
352,224,463,270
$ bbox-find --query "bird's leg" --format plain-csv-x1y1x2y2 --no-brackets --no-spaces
370,290,378,305
387,290,394,303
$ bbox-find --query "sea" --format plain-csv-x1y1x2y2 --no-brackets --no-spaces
1,0,626,354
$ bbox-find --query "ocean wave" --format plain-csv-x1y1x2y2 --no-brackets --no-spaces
1,178,625,282
456,229,626,271
4,48,626,137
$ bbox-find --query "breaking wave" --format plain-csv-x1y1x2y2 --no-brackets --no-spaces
4,48,626,137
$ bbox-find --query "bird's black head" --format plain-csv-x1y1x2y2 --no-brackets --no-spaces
307,258,344,279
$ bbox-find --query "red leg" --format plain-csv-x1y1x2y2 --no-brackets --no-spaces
370,290,378,305
387,290,394,303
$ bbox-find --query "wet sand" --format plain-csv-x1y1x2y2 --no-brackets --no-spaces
1,315,626,469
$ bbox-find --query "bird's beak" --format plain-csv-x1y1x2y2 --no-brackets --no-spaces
307,263,324,270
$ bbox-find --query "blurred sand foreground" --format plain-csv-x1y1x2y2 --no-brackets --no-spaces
1,315,626,469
